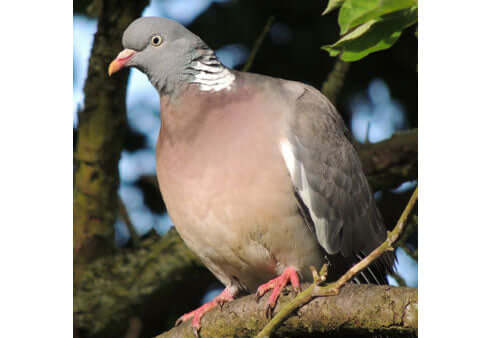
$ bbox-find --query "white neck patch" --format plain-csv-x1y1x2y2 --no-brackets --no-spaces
189,53,235,92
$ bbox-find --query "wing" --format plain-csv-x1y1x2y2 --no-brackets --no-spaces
280,80,394,281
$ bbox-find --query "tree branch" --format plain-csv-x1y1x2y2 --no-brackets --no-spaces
74,0,149,267
74,228,217,338
242,16,275,72
321,59,350,105
357,129,418,191
159,284,417,338
118,196,141,248
396,214,418,261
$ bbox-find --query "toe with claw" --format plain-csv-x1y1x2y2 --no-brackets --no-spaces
255,267,301,318
175,287,235,336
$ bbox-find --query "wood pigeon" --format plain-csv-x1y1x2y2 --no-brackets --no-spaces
109,17,395,334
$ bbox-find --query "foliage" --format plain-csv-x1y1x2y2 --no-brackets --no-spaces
322,0,418,61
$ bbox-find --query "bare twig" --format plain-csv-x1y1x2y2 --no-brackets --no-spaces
396,213,418,261
364,121,371,144
396,214,418,247
118,196,141,247
255,277,320,338
256,187,418,338
242,16,275,72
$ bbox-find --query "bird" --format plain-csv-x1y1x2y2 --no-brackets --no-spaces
109,16,395,335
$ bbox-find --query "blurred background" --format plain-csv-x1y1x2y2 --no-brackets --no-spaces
74,0,417,336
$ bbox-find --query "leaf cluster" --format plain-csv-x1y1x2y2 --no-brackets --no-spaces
322,0,418,61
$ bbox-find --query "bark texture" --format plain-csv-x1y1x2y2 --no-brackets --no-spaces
357,129,418,191
74,0,149,266
159,284,417,338
74,228,217,338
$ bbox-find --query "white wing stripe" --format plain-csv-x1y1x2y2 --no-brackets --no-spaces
280,138,331,250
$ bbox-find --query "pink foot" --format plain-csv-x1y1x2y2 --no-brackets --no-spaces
175,287,235,336
256,267,301,317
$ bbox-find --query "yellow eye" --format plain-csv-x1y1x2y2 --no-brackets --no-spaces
151,35,163,46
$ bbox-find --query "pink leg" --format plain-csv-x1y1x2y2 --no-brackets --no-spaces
256,267,301,317
175,287,235,336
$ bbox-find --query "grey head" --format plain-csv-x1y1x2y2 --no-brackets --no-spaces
109,17,231,95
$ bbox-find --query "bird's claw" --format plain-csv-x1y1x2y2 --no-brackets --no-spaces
173,287,235,334
175,314,189,327
265,304,274,319
255,267,301,318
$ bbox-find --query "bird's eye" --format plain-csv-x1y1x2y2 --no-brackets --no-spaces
151,35,163,46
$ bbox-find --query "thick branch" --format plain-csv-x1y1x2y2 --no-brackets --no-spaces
160,284,417,338
74,228,216,338
74,0,149,265
357,129,418,191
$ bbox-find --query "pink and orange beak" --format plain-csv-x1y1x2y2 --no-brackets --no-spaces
108,49,136,76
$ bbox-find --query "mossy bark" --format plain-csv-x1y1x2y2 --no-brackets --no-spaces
160,284,417,338
74,0,149,267
74,228,217,338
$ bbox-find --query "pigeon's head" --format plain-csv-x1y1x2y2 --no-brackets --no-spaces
108,17,206,93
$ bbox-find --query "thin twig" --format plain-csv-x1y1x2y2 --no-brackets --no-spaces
396,214,418,247
118,196,141,247
242,16,275,72
396,213,418,261
256,187,418,338
364,121,371,144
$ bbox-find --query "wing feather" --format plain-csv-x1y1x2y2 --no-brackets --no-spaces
279,80,394,281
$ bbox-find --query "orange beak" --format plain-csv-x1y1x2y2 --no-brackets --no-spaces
108,49,136,76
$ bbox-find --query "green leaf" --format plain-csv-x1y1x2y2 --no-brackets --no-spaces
339,0,416,34
322,7,417,61
322,0,345,15
334,19,378,44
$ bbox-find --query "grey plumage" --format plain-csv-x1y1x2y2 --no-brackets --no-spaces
121,17,208,94
280,81,394,283
284,83,392,246
110,16,395,324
